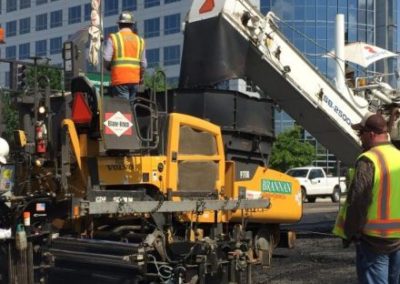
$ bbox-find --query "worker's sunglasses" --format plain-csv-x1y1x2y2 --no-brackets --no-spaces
357,129,371,136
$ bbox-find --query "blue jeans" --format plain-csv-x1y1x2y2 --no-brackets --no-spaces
111,84,138,103
356,240,400,284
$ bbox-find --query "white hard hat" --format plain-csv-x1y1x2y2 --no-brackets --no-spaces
118,11,135,24
0,137,9,164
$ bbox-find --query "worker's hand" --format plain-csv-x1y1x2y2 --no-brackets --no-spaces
139,67,145,84
104,61,111,71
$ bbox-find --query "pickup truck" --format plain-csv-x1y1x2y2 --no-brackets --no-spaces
285,166,346,203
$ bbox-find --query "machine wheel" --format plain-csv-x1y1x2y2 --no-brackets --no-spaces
301,187,307,203
254,224,280,267
307,196,316,203
331,187,341,203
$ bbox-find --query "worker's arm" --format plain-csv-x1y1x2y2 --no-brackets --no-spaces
139,43,147,84
343,157,374,241
140,48,147,69
103,37,113,71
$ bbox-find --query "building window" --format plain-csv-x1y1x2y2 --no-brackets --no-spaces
19,43,30,59
144,18,160,38
122,0,137,10
6,21,17,37
6,0,17,12
164,45,180,66
147,48,159,68
164,0,180,3
5,46,16,59
50,10,63,28
36,0,47,4
84,3,91,21
164,13,180,35
35,40,47,57
20,0,31,9
144,0,160,8
50,37,62,54
104,0,118,16
104,26,118,40
36,13,48,31
68,5,81,24
19,18,31,35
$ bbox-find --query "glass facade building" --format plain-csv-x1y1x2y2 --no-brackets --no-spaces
260,0,399,171
259,0,396,81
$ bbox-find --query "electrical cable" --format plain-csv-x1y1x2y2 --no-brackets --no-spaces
147,254,173,283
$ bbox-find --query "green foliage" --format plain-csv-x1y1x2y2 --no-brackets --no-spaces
269,126,315,172
0,90,19,143
1,63,62,145
26,65,62,90
144,67,173,91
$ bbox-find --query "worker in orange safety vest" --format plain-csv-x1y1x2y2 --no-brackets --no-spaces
333,111,400,284
103,11,147,102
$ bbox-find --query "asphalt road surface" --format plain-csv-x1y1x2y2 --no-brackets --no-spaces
253,199,357,284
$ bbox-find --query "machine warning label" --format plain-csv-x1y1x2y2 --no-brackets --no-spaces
103,111,133,137
261,179,292,194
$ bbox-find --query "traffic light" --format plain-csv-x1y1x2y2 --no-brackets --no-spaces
17,64,27,90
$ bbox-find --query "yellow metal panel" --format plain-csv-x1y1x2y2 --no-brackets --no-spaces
165,113,225,195
79,134,88,157
62,119,81,169
97,155,166,189
14,130,27,147
176,154,221,161
165,113,226,223
230,167,302,224
224,161,235,198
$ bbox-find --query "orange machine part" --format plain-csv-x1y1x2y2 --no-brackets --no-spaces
0,28,5,44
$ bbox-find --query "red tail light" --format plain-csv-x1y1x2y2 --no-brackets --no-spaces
199,0,215,14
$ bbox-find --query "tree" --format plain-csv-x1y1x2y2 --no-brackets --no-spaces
143,67,174,91
0,90,19,143
26,65,62,91
269,126,315,172
1,63,62,144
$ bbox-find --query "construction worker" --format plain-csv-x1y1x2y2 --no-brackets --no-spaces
333,112,400,284
103,11,147,102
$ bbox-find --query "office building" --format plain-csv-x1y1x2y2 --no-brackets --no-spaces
0,0,191,87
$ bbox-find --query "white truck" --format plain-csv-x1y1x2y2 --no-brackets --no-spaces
285,166,346,203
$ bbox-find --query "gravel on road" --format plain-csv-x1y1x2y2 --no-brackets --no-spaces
254,235,357,284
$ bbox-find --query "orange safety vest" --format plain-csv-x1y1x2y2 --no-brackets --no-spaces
333,144,400,239
110,30,145,86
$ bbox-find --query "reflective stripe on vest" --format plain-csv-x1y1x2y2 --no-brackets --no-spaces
361,145,400,238
333,168,354,239
332,202,348,239
110,31,144,85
